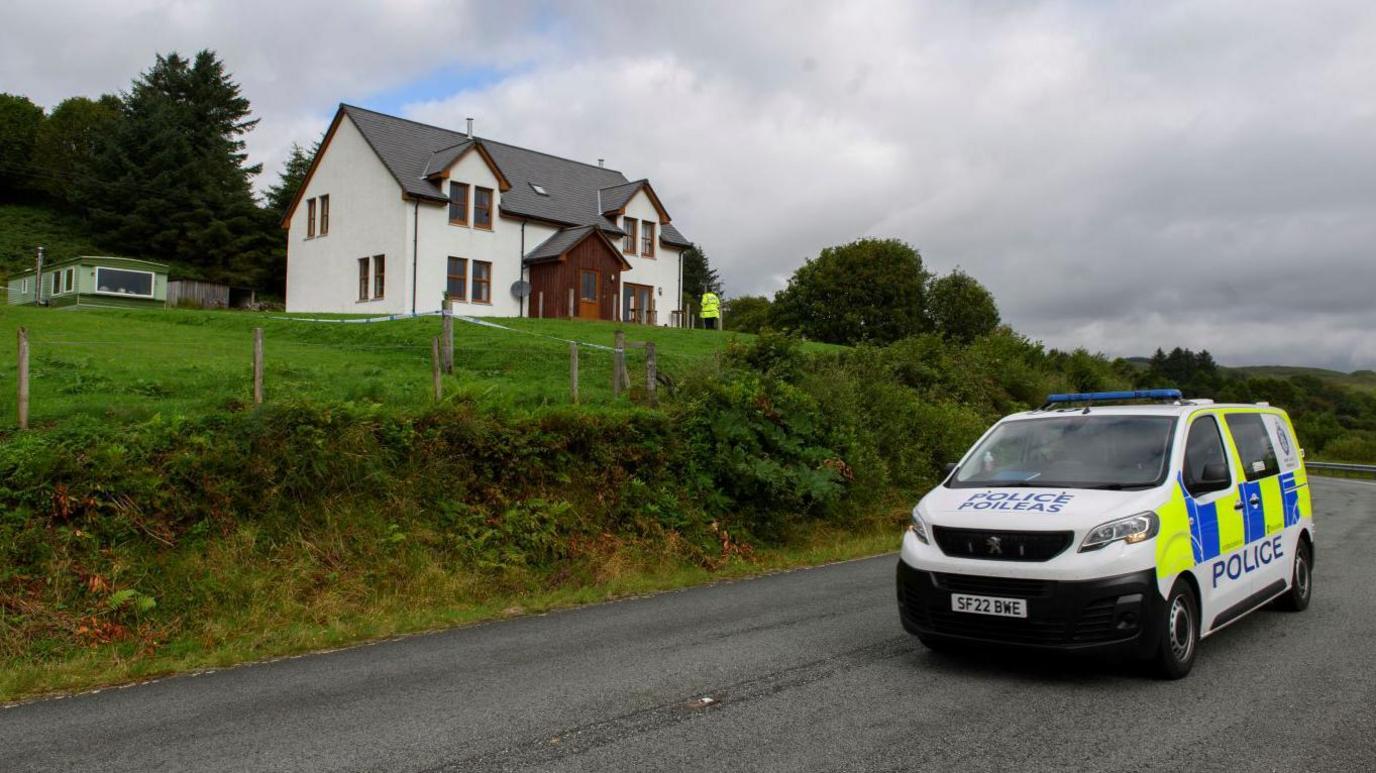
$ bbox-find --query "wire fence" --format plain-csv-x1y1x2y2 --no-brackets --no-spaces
1,310,721,429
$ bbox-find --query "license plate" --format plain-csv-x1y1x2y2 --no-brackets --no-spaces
951,593,1027,618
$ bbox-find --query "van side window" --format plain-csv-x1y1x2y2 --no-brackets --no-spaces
1183,416,1230,496
1224,413,1279,482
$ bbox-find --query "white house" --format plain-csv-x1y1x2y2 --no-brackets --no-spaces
283,105,693,324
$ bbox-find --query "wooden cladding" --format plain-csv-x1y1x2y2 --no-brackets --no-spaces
529,236,625,320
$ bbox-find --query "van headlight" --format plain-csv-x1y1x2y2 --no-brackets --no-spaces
1080,511,1158,552
909,505,931,545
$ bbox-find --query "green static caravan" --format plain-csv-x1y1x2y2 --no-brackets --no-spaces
6,256,169,309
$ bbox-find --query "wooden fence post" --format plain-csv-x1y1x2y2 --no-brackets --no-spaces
431,337,443,402
568,288,575,319
612,330,626,397
645,341,657,407
570,342,579,404
17,327,29,430
442,298,454,374
538,291,544,319
252,327,264,405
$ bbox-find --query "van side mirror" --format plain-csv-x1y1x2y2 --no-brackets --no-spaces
1190,461,1231,495
943,462,958,477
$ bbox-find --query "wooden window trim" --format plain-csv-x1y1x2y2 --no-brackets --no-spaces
319,194,330,236
372,254,385,299
449,183,469,226
471,260,493,304
641,222,656,258
623,217,638,254
357,257,369,301
306,198,316,238
447,256,468,302
473,187,494,230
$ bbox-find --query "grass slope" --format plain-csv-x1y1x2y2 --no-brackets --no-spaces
0,305,833,428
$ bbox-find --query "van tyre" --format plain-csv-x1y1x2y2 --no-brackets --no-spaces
1151,581,1198,680
1275,540,1312,612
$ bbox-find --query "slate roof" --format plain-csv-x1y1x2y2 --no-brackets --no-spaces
522,225,600,264
339,105,693,247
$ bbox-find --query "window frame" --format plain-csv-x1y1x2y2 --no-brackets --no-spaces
64,268,75,293
641,222,656,257
1225,413,1281,482
307,197,317,238
93,267,155,298
357,257,370,301
1182,415,1232,497
319,194,330,236
473,186,493,229
51,272,61,295
447,256,468,301
372,254,385,299
623,217,638,254
471,260,492,304
449,182,469,226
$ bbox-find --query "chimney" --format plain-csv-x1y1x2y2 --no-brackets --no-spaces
598,158,604,168
466,117,474,138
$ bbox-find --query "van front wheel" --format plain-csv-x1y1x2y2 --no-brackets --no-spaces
1150,581,1198,680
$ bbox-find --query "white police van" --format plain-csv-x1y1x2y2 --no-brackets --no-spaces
896,389,1313,678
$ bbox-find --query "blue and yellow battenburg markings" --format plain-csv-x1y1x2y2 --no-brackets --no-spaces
1178,469,1307,565
1178,473,1221,563
1280,471,1304,527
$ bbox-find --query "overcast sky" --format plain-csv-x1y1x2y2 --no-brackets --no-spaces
4,0,1374,369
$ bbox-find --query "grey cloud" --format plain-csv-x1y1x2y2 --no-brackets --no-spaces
3,0,1373,368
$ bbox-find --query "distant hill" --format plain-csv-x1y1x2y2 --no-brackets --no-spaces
1231,365,1376,394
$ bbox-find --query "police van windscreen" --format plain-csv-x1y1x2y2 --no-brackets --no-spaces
949,415,1176,490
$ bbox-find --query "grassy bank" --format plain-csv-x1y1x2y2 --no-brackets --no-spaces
1,520,899,702
0,304,838,428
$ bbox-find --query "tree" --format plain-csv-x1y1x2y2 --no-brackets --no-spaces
31,95,122,207
680,243,722,315
87,50,274,285
927,268,1000,343
769,238,931,345
0,93,44,200
265,141,317,216
723,295,772,334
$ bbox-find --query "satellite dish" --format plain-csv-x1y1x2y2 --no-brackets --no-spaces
510,280,532,299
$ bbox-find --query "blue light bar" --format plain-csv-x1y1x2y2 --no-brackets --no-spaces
1045,389,1182,404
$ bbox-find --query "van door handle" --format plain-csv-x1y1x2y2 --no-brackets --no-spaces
1234,500,1245,510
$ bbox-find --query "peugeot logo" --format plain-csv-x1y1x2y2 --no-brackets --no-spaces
985,536,1003,555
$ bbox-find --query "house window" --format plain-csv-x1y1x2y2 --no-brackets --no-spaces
447,257,468,300
449,182,469,225
64,268,75,292
641,222,655,257
372,255,385,299
357,257,369,301
94,267,154,297
51,272,60,295
319,194,330,235
623,217,638,253
474,187,493,229
472,260,491,303
307,198,317,238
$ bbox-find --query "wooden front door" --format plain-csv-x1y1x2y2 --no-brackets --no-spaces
578,270,601,320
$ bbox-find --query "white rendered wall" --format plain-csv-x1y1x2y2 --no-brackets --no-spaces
285,115,409,314
618,189,683,326
410,149,559,316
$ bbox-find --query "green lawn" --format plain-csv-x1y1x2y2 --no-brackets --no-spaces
0,305,828,428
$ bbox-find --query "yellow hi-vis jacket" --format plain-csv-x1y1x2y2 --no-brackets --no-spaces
701,292,721,318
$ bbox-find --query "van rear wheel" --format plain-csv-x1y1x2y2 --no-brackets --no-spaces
1274,541,1312,612
1150,581,1198,680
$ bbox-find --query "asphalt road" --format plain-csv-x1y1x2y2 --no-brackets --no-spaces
4,477,1374,772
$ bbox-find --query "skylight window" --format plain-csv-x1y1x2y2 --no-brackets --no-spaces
530,183,549,196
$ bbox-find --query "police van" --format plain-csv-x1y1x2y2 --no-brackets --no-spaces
896,389,1313,678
